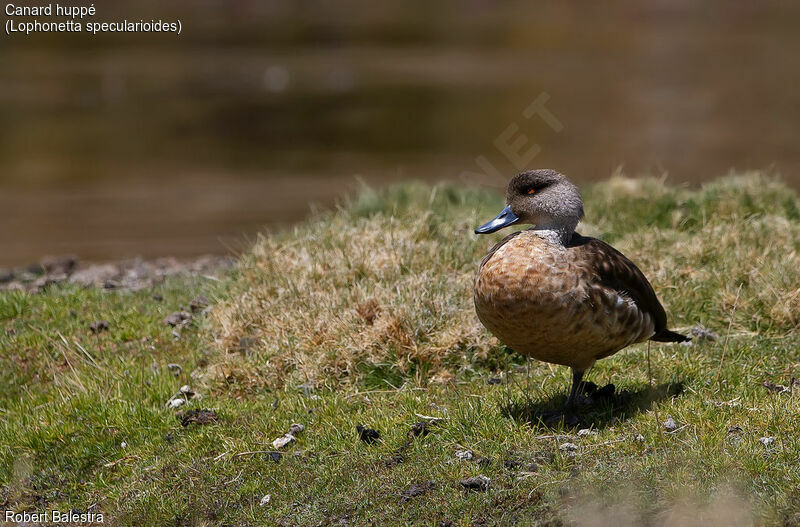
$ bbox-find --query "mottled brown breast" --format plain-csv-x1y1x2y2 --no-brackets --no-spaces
474,230,656,370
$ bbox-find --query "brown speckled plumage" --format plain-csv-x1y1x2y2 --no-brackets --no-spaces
475,230,658,370
473,169,688,407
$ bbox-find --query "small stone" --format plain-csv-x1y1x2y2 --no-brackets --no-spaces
356,425,380,444
690,325,719,342
474,456,492,467
179,385,194,395
41,255,77,275
69,264,119,287
178,409,218,427
33,274,67,291
459,475,490,492
120,442,127,449
759,436,775,447
577,428,596,437
168,398,185,408
164,311,191,327
288,423,305,435
259,494,271,506
89,320,109,334
664,417,678,431
272,434,295,449
455,450,473,460
487,377,502,385
559,443,578,452
267,452,281,463
190,295,210,313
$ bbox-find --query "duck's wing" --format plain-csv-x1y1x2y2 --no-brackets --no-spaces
569,233,688,342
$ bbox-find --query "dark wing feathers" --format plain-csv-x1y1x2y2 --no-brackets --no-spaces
569,233,687,342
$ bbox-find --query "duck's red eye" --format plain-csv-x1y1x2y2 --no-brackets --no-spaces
527,188,536,195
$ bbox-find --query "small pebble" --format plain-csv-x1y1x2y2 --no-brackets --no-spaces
164,311,191,327
120,442,127,449
474,456,492,467
288,423,305,435
190,295,210,313
272,434,295,450
559,443,578,452
455,450,473,460
168,398,185,408
664,417,678,432
259,494,271,506
690,325,718,342
760,436,775,447
89,320,109,334
459,475,490,492
178,409,218,427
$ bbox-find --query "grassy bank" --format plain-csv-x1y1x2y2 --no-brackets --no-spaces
1,173,799,526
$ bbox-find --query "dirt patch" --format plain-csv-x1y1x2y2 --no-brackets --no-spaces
400,481,435,502
0,255,233,293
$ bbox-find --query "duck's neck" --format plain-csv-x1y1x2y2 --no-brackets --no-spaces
530,225,574,246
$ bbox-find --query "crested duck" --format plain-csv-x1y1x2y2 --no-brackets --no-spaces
474,169,688,408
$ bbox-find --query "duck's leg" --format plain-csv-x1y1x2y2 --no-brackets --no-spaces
564,368,584,410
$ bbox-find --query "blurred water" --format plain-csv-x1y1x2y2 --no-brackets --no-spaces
2,1,800,265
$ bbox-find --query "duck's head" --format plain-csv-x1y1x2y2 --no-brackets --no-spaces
475,169,584,235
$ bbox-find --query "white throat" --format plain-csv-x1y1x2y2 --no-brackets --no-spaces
530,225,573,246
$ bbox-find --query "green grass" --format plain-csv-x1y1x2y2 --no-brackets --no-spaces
1,172,799,526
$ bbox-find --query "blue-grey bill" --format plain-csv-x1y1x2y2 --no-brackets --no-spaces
474,205,521,234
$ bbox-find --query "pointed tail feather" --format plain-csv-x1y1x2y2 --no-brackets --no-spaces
650,329,691,343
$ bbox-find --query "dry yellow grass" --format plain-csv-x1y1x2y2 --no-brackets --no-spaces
208,172,800,391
